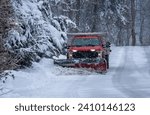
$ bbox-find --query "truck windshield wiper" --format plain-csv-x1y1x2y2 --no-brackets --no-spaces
85,44,96,46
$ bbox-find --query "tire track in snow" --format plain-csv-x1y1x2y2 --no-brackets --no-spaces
61,69,98,98
143,47,150,76
112,47,150,98
130,47,150,97
63,76,86,98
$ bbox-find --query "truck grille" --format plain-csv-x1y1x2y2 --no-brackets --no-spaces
72,51,98,58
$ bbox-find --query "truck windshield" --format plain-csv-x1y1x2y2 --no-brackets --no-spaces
72,38,100,47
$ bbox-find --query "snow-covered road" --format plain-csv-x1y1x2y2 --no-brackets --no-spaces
112,47,150,97
1,46,150,98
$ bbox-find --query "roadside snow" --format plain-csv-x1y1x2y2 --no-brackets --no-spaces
0,46,150,98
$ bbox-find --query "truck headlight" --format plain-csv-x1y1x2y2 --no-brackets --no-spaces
90,49,96,52
72,50,77,52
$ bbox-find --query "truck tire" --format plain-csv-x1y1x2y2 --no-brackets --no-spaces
67,53,69,59
105,55,109,69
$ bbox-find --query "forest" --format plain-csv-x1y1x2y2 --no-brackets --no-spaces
0,0,150,73
50,0,150,46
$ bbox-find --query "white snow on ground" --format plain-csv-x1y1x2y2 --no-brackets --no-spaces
0,46,150,98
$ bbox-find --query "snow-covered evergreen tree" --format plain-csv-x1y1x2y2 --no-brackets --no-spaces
4,0,76,66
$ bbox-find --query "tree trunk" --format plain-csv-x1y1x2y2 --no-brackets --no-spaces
91,0,99,32
131,0,136,46
0,0,18,72
76,0,80,26
139,0,145,45
139,17,144,45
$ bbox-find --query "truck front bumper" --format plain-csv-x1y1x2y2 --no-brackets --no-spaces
54,58,107,72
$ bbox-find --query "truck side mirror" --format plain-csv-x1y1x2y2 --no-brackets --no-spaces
63,44,70,49
102,44,106,48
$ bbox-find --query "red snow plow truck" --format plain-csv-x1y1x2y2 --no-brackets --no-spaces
54,32,111,73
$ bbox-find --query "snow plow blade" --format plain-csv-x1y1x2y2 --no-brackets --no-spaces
53,58,107,73
54,59,78,67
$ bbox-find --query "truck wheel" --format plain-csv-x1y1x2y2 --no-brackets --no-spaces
105,55,109,69
102,59,107,73
67,53,69,59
